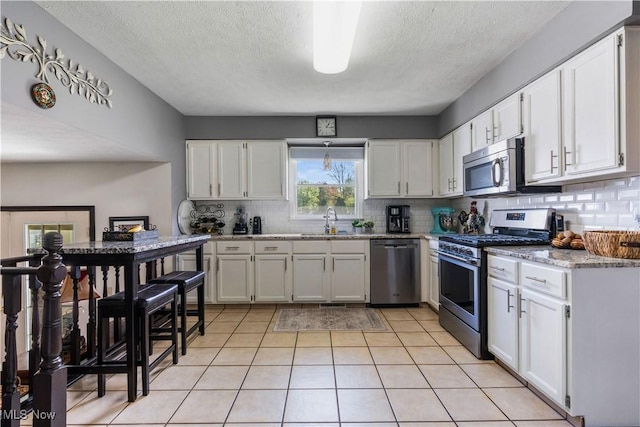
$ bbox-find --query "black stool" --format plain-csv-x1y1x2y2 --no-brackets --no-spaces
97,283,178,397
149,270,205,354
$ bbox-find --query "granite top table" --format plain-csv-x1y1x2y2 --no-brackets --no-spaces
486,245,640,269
29,234,210,402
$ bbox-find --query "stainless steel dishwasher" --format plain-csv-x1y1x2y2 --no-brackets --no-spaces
370,239,420,306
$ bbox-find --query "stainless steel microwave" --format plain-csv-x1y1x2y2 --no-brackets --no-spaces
462,137,561,197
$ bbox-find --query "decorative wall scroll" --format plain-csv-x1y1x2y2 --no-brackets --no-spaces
0,17,114,108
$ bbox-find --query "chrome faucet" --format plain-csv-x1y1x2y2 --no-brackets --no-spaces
324,206,338,234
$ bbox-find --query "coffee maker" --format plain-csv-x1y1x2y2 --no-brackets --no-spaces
386,205,410,233
233,206,249,235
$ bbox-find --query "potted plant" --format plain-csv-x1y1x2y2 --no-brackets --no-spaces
352,219,364,234
362,220,374,233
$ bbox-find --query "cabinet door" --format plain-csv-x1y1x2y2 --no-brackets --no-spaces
176,253,215,304
254,254,291,302
186,141,216,199
217,255,253,302
403,140,434,197
471,109,494,150
366,140,401,197
452,124,472,195
218,141,246,199
438,133,454,196
292,254,329,301
562,34,618,175
428,254,439,311
330,254,366,302
487,277,518,370
493,93,523,142
523,70,563,182
520,288,567,406
247,140,286,199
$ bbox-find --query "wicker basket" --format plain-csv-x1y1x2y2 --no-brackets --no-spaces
583,231,640,259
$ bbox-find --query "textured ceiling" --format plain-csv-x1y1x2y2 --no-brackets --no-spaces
36,1,572,117
1,1,571,163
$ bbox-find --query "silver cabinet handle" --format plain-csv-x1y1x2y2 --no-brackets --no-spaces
490,266,505,272
550,150,558,173
406,182,409,194
285,257,287,271
323,258,326,271
448,178,452,192
451,178,457,191
264,246,278,251
563,146,572,167
519,296,526,318
525,275,546,283
210,184,213,196
397,182,401,194
225,246,239,251
507,289,514,313
218,183,221,195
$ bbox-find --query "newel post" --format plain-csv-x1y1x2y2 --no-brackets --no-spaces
33,232,67,427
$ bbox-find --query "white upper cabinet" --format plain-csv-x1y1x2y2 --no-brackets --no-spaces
523,70,563,183
247,140,287,199
218,141,246,199
471,93,522,151
471,109,494,151
523,27,640,184
186,139,287,200
493,93,523,141
403,140,435,197
186,141,217,199
366,139,436,198
439,123,472,197
366,140,402,197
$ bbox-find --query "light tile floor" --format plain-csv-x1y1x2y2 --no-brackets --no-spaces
31,305,574,426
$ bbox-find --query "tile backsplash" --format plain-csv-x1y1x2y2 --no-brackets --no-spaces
452,175,640,234
194,175,639,235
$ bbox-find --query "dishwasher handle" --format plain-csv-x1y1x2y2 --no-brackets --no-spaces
383,244,418,249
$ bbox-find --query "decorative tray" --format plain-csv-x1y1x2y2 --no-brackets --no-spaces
102,229,159,242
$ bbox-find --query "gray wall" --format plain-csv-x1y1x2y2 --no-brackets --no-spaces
186,116,438,140
1,1,186,229
439,0,638,136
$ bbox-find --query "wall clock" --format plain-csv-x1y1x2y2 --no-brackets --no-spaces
316,116,337,137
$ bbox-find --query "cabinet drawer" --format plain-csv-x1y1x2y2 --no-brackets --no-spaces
254,241,292,254
293,240,330,254
216,241,253,254
488,255,518,283
331,240,366,253
520,262,566,299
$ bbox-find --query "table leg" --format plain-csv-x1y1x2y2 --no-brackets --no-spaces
123,264,138,402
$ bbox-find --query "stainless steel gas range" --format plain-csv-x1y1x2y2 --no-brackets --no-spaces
437,208,559,359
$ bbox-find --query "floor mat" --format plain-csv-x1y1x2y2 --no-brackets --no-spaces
273,308,387,331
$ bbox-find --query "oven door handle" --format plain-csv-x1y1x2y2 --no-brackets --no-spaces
438,252,479,267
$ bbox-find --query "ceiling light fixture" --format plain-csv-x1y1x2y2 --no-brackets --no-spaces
323,141,332,170
313,1,362,74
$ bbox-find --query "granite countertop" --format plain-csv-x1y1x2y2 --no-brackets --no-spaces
28,234,211,255
486,245,640,269
206,233,439,241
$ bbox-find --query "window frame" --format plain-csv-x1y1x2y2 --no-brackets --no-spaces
288,156,364,221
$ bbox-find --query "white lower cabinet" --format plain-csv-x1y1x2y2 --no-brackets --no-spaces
487,253,640,427
487,277,518,370
292,254,329,302
519,287,566,404
254,254,291,302
175,241,216,304
213,239,370,304
217,254,253,302
487,255,568,407
329,240,369,302
428,247,439,311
